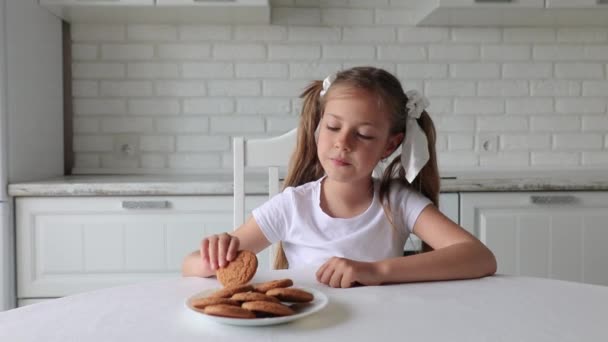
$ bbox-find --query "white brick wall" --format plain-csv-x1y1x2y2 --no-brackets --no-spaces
70,4,608,174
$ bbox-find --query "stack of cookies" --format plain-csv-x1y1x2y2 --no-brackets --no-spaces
192,250,314,319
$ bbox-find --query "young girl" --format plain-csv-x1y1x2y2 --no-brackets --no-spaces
182,66,496,288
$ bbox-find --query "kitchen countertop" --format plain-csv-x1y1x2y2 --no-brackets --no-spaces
7,170,608,197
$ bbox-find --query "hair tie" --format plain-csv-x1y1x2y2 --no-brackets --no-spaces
401,90,430,183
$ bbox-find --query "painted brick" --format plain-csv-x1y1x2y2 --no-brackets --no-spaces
500,134,551,151
74,99,127,115
425,98,452,115
323,45,375,60
585,46,608,61
73,63,125,79
71,24,125,42
74,136,114,152
531,152,580,166
289,63,342,79
437,151,479,168
447,134,475,151
140,135,175,152
266,116,299,133
73,118,100,133
179,26,232,41
530,116,580,132
530,80,581,96
74,154,101,169
156,118,209,133
477,117,528,132
269,44,321,60
100,81,153,97
582,152,608,166
235,25,287,41
182,63,234,78
213,44,266,60
141,154,167,169
157,44,211,59
553,133,603,150
429,45,479,61
236,63,288,78
556,98,607,114
342,27,396,42
449,63,500,79
433,115,476,132
506,98,554,114
533,45,586,61
454,98,504,115
555,63,604,79
73,81,99,97
478,80,529,97
101,118,154,133
374,9,419,26
451,28,501,43
127,25,177,41
177,136,230,152
155,81,207,97
210,117,265,133
101,44,154,60
237,98,291,114
503,28,556,42
503,63,552,79
72,44,98,60
377,45,426,61
208,80,261,96
263,80,308,96
425,81,475,97
481,45,531,61
398,27,448,43
480,152,530,168
127,63,179,79
582,116,608,132
169,154,221,169
557,28,608,43
582,81,608,96
288,26,340,42
101,155,139,169
129,99,180,115
183,99,234,115
397,64,447,80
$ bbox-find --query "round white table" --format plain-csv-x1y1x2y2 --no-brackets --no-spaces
1,268,607,341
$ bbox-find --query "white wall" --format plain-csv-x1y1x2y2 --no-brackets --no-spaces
70,0,608,175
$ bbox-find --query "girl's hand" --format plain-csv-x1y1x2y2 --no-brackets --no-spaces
316,257,384,288
200,233,240,271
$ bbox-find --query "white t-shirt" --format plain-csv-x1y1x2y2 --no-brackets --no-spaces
252,176,432,269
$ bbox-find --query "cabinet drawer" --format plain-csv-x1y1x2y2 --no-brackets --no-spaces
461,192,608,286
16,196,265,298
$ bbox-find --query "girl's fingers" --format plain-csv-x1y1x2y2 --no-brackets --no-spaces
207,235,218,270
315,261,329,282
319,265,335,285
217,233,231,267
226,236,239,262
329,270,343,288
200,238,210,264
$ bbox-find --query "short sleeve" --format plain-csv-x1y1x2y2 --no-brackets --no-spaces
395,187,433,233
251,187,294,243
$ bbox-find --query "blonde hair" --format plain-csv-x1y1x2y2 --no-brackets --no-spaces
273,66,440,269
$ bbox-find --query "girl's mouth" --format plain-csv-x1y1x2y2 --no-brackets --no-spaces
330,158,350,166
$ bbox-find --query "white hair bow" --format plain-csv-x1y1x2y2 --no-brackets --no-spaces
402,90,430,183
318,74,430,183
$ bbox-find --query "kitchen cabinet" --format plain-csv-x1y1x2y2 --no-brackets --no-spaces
15,192,459,306
461,192,608,286
37,0,270,24
417,0,608,27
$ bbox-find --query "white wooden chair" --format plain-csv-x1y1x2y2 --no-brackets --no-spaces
233,128,298,269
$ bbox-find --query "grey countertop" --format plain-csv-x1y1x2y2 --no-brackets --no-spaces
8,171,608,197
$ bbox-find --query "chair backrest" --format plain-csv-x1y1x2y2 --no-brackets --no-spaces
233,128,298,269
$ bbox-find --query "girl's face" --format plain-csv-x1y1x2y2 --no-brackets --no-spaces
317,86,403,184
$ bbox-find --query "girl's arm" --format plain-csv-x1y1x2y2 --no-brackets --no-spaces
376,205,497,284
181,216,271,277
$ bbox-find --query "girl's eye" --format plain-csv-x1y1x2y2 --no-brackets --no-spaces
357,133,374,140
326,126,339,131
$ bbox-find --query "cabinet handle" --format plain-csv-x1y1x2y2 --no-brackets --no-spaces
122,200,171,209
474,0,512,3
530,195,578,205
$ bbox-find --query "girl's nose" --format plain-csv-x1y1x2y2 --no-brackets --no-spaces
334,132,352,151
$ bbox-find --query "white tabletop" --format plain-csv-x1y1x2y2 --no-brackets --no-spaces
1,268,607,341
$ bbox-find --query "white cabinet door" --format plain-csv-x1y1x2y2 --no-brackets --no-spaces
40,0,154,5
437,0,543,8
461,192,608,286
545,0,608,8
16,196,265,298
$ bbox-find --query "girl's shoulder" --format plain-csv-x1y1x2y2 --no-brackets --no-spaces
281,177,322,198
375,178,430,203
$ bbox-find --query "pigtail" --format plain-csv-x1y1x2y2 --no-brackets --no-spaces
273,80,326,270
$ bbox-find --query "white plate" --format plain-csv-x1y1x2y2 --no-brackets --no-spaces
185,287,328,326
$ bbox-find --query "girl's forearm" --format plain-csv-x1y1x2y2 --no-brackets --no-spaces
182,251,215,277
375,241,497,284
